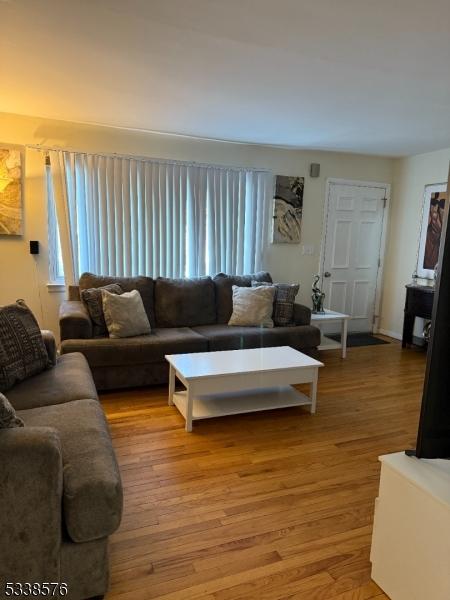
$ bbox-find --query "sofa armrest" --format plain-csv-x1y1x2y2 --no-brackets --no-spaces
0,427,63,583
41,329,57,366
293,303,312,326
60,300,93,341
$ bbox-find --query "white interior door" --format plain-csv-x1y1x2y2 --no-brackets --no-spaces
321,182,387,333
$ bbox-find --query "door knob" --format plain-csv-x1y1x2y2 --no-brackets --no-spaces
324,272,331,278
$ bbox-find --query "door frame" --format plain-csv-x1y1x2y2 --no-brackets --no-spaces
319,178,391,333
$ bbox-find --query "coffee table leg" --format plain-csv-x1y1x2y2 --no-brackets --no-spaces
168,365,175,406
341,318,348,359
185,386,193,432
310,370,318,414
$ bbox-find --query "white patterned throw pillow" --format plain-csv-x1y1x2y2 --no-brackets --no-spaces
228,285,276,328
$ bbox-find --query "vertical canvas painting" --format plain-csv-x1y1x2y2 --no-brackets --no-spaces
0,148,23,235
272,175,304,243
417,183,447,278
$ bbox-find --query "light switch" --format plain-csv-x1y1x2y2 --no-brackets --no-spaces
301,245,314,256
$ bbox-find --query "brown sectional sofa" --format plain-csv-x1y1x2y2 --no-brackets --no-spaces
60,272,320,391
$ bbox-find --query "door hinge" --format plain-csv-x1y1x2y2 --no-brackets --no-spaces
378,258,381,268
382,197,387,208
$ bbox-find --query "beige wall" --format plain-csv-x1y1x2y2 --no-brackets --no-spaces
0,111,393,339
380,148,450,338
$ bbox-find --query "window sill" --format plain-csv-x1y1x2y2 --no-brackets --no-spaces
47,282,66,293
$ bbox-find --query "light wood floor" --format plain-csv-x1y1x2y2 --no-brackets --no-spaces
101,339,426,600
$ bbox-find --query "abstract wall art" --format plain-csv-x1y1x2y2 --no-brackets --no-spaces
417,183,447,279
272,175,304,243
0,148,23,236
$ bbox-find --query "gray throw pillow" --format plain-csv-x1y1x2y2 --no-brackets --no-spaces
0,300,50,392
228,285,275,328
0,392,24,428
252,281,299,327
102,289,151,338
81,283,123,336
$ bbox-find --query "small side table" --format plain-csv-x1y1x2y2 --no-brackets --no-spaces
402,283,434,347
311,309,350,359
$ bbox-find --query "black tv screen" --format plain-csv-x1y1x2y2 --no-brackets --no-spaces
415,166,450,459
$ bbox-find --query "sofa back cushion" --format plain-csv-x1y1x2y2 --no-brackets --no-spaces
79,273,155,328
213,272,273,324
154,277,216,327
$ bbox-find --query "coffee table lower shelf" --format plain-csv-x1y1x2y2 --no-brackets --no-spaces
172,385,312,424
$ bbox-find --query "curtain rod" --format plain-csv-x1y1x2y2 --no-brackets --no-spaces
26,144,271,174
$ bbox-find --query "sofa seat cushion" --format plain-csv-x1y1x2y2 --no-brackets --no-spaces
154,276,216,327
192,324,321,352
18,399,122,543
7,353,98,411
61,328,209,367
79,272,156,328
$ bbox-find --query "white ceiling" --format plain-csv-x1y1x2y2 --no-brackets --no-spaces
2,0,450,156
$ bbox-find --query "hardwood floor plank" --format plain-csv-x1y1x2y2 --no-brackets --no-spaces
103,342,425,599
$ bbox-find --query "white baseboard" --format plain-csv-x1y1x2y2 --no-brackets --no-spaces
377,328,402,341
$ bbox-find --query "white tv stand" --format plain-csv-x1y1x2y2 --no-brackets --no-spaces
370,451,450,600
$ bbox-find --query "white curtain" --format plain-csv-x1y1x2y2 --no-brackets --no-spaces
205,168,269,274
49,150,270,281
49,150,78,285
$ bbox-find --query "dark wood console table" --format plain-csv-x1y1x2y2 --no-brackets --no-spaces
402,283,435,347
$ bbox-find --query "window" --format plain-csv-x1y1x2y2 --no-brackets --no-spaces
47,151,270,281
46,164,65,283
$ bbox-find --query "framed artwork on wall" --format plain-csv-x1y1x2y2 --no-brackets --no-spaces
272,175,304,243
0,148,23,235
417,183,447,279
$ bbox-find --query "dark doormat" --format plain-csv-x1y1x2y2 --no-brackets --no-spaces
328,332,390,347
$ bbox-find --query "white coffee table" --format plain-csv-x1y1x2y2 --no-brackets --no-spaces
311,309,350,359
165,346,323,432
